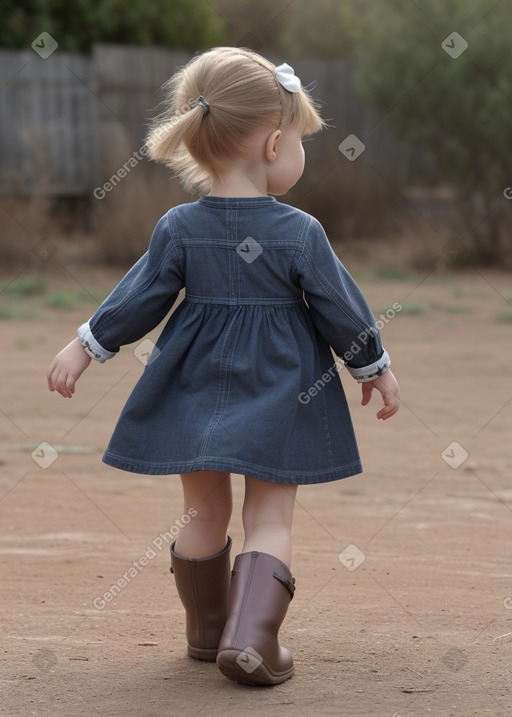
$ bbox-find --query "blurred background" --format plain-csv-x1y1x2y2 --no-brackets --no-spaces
1,0,511,273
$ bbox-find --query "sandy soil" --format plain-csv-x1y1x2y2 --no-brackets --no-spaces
1,267,511,716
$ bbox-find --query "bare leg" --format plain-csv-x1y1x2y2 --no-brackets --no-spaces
241,476,297,567
174,470,232,558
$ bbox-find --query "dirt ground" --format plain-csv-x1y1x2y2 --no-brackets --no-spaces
1,265,511,717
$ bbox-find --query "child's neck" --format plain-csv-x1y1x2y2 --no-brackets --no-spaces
210,167,268,198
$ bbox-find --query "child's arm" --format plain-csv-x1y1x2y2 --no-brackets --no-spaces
47,213,184,398
360,369,400,420
78,214,184,359
295,216,400,418
47,338,92,398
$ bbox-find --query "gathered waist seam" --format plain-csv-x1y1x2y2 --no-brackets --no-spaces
184,294,304,307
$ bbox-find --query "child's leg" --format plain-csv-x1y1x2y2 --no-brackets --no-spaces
170,470,233,661
174,470,232,558
241,476,297,567
216,476,297,685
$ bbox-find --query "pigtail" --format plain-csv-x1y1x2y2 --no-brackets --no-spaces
166,145,213,195
146,104,204,162
145,67,216,194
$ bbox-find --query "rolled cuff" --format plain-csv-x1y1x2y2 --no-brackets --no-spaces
345,349,391,383
77,321,117,363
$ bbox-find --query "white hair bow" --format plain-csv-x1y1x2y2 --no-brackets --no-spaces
273,63,301,93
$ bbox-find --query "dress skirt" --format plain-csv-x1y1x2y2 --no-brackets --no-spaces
102,297,362,484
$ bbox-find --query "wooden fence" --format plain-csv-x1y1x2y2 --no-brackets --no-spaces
0,44,434,197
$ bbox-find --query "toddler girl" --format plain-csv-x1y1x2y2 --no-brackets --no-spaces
48,47,400,686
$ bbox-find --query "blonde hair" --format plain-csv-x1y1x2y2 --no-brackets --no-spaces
146,47,325,195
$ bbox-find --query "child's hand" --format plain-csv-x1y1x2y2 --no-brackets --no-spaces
360,369,400,420
47,338,91,398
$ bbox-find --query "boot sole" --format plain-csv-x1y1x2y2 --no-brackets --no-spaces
188,645,218,662
216,649,294,686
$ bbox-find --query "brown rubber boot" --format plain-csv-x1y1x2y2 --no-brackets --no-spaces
216,551,296,685
170,536,232,661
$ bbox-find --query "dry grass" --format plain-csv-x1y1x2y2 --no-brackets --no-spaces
0,195,51,267
2,153,509,275
289,161,401,242
91,165,189,266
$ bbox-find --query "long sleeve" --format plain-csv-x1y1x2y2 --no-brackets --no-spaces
78,213,184,362
294,215,390,381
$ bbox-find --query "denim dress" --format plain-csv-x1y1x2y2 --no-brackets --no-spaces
78,196,390,484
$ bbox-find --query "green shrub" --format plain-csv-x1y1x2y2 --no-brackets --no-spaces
353,0,512,265
4,277,48,297
45,291,81,310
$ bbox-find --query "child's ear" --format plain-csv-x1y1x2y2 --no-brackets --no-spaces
265,130,282,162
